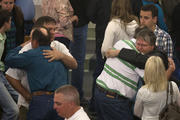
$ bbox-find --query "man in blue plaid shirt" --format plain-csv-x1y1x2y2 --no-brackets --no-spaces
140,4,173,58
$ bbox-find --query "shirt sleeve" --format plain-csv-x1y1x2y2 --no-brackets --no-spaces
177,91,180,107
171,81,180,107
5,43,32,80
134,68,144,78
5,46,31,69
6,68,25,80
118,48,148,69
101,21,116,57
51,41,72,57
0,38,4,60
134,89,144,118
164,34,173,58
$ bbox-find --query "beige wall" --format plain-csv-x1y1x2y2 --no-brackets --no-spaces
33,0,42,20
34,5,42,20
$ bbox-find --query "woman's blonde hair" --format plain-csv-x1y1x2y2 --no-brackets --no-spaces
144,56,168,92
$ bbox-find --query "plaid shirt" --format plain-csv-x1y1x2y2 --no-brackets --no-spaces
5,19,16,54
154,25,173,57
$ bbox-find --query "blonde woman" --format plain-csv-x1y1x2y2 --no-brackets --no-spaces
134,56,180,120
101,0,139,57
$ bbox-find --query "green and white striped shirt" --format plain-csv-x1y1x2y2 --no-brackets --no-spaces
96,39,144,99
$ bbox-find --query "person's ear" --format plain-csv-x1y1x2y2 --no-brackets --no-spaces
150,45,155,51
31,39,39,48
152,16,157,24
68,101,76,107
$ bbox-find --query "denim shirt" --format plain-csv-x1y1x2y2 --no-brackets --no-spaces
5,46,68,92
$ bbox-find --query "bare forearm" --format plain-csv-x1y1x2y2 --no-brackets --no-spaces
167,69,173,80
43,48,78,69
166,58,175,80
61,54,78,69
5,74,32,101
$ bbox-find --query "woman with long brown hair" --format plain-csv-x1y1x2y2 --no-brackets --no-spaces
101,0,139,57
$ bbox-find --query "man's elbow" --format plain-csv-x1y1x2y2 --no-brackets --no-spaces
65,57,78,69
4,57,12,67
71,58,78,69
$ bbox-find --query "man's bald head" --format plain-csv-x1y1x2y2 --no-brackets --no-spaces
31,26,51,48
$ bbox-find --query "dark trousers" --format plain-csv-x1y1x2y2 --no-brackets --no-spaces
95,86,133,120
27,95,63,120
70,24,88,98
90,43,106,110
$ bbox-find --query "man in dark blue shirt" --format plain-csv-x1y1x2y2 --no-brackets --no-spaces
5,26,66,120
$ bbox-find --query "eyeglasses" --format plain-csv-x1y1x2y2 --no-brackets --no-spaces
47,27,56,32
136,43,150,47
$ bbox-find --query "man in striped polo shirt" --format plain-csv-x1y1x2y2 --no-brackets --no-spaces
94,27,156,120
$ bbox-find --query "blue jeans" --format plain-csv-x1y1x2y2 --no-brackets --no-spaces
95,86,133,120
70,24,88,98
1,72,18,102
0,72,19,120
27,94,63,120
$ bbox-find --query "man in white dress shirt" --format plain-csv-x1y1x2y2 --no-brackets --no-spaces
54,85,90,120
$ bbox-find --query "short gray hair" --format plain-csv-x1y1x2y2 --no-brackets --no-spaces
135,26,156,46
55,85,80,105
